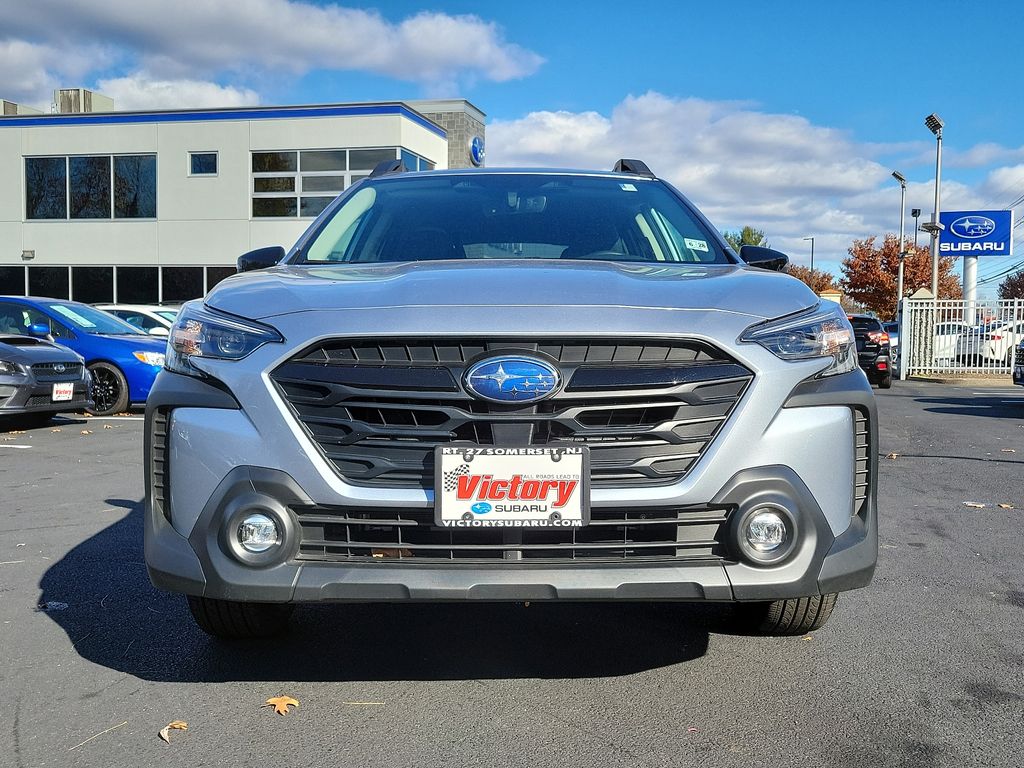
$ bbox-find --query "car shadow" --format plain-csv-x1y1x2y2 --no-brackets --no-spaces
38,499,722,682
917,393,1023,419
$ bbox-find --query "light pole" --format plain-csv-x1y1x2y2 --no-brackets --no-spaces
911,208,921,249
803,236,815,284
892,171,907,310
922,113,944,298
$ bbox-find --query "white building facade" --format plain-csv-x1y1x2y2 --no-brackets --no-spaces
0,100,484,304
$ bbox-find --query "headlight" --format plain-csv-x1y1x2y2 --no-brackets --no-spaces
166,302,283,377
133,351,166,367
740,303,857,377
0,360,21,375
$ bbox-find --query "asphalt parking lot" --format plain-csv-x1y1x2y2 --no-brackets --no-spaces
2,381,1023,768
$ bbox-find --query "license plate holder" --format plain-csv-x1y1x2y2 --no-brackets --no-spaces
434,446,590,528
51,382,74,402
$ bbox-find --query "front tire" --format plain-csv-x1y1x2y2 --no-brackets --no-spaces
736,593,838,635
186,596,293,639
87,362,129,416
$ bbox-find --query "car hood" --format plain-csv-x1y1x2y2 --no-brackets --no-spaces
82,333,167,351
205,260,818,321
0,335,84,364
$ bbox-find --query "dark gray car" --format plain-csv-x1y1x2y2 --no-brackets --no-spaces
0,334,92,423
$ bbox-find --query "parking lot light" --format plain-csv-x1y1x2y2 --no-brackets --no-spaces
892,171,907,313
924,113,944,298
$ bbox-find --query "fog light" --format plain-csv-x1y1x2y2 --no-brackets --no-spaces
745,509,788,552
238,513,280,553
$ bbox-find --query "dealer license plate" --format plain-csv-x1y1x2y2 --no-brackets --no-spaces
435,446,589,528
51,383,74,402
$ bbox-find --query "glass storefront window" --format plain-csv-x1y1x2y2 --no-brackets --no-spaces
28,267,70,299
161,267,204,303
71,267,114,304
114,155,157,218
117,267,158,304
0,266,26,295
25,157,67,220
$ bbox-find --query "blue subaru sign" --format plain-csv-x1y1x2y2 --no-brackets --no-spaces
939,210,1014,256
469,135,485,167
464,356,559,403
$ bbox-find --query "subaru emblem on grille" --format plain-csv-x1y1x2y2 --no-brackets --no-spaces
464,356,560,403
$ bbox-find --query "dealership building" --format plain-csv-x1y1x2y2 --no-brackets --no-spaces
0,94,485,304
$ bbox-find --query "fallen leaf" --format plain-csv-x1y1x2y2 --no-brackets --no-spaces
9,430,26,435
103,424,113,430
885,453,899,460
51,428,62,433
963,502,986,509
687,727,699,733
158,721,188,744
263,696,299,715
370,548,412,558
998,503,1015,510
16,543,25,547
80,430,93,435
1000,448,1015,453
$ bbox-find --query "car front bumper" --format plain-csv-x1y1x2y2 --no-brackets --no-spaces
144,367,878,604
0,375,92,415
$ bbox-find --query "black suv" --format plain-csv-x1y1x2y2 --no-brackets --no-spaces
849,315,892,388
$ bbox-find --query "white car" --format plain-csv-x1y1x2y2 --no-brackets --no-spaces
96,304,180,337
932,322,966,363
954,320,1024,365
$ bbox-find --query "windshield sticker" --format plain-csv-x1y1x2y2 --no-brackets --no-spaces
50,305,96,328
619,183,637,192
684,238,710,252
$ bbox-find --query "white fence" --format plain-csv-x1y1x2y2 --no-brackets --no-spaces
901,298,1024,377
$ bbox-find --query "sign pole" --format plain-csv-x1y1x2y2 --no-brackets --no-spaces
963,255,977,325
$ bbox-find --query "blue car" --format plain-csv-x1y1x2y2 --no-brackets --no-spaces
0,296,166,415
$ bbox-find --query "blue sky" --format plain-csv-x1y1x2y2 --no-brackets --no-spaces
3,0,1022,291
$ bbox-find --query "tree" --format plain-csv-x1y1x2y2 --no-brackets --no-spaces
722,226,768,253
839,234,961,320
785,264,838,294
998,270,1024,299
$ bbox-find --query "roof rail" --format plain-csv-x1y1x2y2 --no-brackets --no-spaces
613,159,655,177
369,159,407,178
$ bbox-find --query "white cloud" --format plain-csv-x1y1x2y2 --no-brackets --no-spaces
96,74,259,110
3,1,543,99
0,39,113,108
489,92,1022,272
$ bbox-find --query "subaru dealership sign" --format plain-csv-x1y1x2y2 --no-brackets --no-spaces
939,210,1014,256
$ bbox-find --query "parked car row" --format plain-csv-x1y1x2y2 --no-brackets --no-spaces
0,297,179,420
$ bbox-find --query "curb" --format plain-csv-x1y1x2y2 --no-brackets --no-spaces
905,375,1016,387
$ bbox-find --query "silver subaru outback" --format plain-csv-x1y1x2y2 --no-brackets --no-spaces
144,160,877,639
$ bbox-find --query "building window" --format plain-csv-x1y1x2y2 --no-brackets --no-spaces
0,266,26,295
25,155,156,220
117,266,159,304
28,266,70,299
69,156,111,219
189,152,218,175
114,155,157,218
72,266,114,304
161,267,204,303
400,149,434,172
25,157,68,220
251,148,404,219
206,266,236,291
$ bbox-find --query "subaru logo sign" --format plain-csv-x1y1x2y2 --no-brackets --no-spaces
464,356,559,403
950,215,996,239
469,135,485,167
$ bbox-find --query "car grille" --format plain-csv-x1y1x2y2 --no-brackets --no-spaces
1015,346,1024,366
31,362,83,382
853,408,870,517
150,409,172,522
26,390,89,407
294,503,732,563
270,338,753,489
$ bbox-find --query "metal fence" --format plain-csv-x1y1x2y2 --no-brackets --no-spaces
901,298,1024,377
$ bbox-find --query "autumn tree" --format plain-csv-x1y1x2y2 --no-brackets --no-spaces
998,270,1024,299
785,264,838,294
839,234,961,320
723,226,768,253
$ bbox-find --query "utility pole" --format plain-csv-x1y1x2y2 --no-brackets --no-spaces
803,236,815,283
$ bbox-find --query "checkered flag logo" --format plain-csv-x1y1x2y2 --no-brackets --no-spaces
443,463,471,492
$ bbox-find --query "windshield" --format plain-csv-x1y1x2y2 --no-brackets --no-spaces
41,302,144,335
296,174,732,265
156,310,180,321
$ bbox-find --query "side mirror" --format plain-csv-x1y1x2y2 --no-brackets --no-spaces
237,245,286,273
28,323,50,338
148,327,170,337
739,245,789,272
